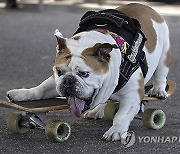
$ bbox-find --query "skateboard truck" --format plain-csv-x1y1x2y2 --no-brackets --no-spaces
20,112,46,129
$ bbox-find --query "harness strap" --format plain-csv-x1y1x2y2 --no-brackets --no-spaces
109,30,148,93
79,12,124,28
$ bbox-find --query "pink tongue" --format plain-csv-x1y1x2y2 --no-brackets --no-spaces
68,97,85,117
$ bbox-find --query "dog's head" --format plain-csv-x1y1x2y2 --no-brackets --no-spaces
53,29,118,117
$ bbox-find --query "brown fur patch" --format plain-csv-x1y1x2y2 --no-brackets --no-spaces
81,46,109,74
165,48,172,68
138,73,145,100
54,47,71,66
72,35,81,40
116,3,164,53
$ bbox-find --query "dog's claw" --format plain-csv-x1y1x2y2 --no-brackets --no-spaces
6,93,13,102
102,132,112,141
103,136,110,141
102,134,109,141
7,94,11,100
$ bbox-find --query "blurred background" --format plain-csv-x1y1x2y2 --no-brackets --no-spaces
1,0,180,10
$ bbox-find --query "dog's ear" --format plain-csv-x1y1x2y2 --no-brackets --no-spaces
94,43,118,61
54,29,66,55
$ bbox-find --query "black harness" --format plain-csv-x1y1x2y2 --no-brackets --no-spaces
74,9,148,93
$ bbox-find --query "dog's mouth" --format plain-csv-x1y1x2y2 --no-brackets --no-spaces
67,96,92,117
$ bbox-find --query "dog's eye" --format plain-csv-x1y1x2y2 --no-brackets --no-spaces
56,68,64,77
78,71,89,78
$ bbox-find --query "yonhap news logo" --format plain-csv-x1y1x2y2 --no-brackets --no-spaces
121,131,135,148
121,131,180,148
138,136,180,144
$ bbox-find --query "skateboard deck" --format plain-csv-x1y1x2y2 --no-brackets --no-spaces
143,80,176,101
0,97,68,113
0,80,175,113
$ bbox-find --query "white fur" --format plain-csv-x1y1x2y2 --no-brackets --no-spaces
54,29,63,38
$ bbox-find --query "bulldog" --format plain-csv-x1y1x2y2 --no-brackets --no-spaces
7,3,172,141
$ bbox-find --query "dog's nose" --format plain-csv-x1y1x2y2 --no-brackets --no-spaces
63,75,76,88
62,75,77,97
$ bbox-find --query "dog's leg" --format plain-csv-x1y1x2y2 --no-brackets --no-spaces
103,71,143,141
102,94,140,141
148,24,171,98
84,103,106,119
7,76,58,101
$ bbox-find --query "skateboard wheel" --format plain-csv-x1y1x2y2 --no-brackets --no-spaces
104,102,119,121
45,120,71,142
142,109,166,130
6,112,29,134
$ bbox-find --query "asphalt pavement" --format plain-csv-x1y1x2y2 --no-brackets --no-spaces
0,1,180,153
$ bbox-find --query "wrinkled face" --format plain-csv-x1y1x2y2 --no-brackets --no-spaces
53,30,118,117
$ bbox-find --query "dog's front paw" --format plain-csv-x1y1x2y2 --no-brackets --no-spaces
84,104,105,119
84,109,104,119
102,124,127,141
7,89,33,102
148,87,168,99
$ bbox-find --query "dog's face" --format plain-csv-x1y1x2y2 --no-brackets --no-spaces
53,30,118,117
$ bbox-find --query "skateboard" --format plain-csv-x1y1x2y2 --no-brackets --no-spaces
0,80,176,142
104,80,176,130
0,97,70,142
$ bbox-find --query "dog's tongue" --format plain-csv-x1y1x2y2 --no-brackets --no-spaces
68,97,85,117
